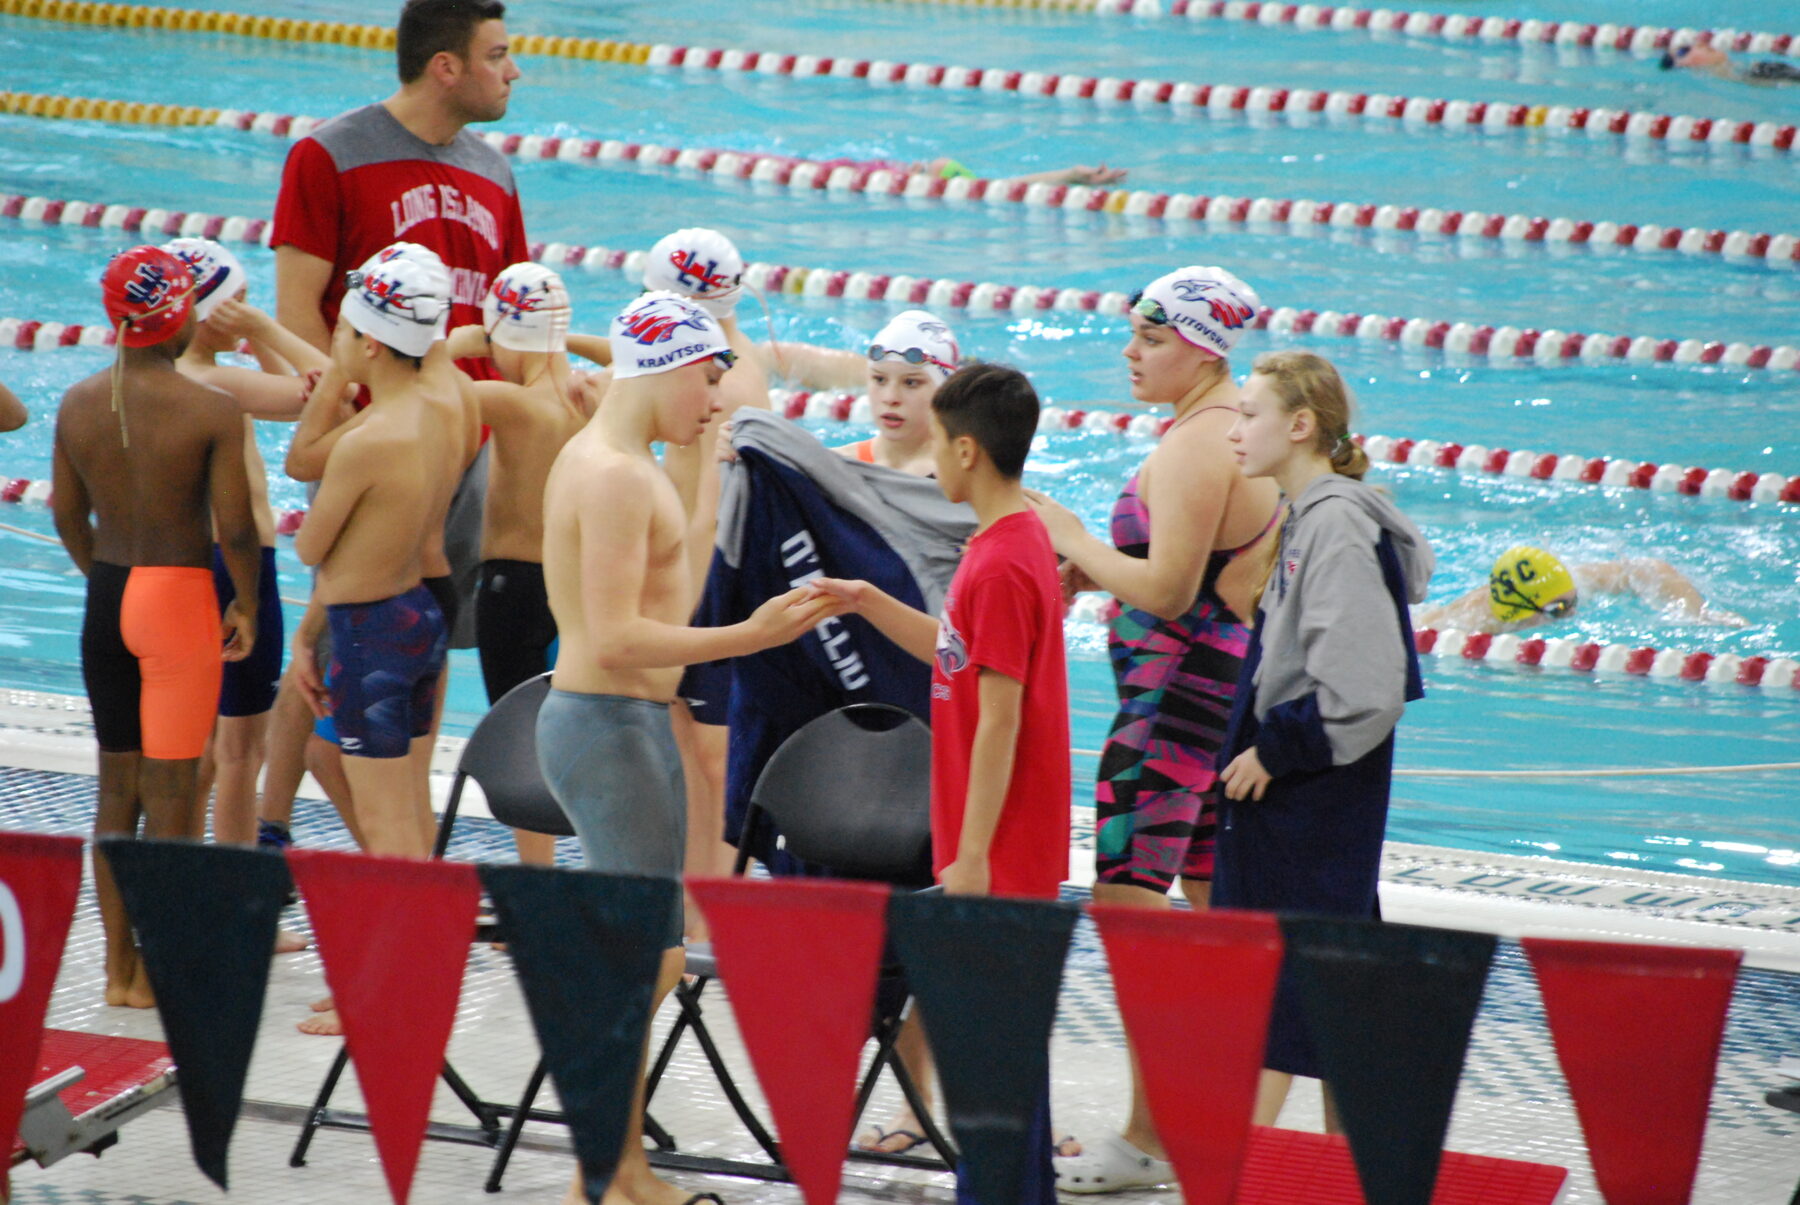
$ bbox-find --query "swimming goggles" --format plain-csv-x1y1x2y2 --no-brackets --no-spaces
343,269,441,325
713,347,739,370
868,343,957,374
1490,575,1577,619
1128,291,1171,326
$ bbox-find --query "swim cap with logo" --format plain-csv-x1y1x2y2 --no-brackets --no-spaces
1488,546,1577,623
483,262,571,353
363,242,452,340
868,310,960,381
102,245,196,348
609,291,735,381
340,251,451,359
1133,266,1262,357
643,228,745,318
162,238,247,323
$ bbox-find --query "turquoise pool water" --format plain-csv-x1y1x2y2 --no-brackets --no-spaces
0,1,1796,885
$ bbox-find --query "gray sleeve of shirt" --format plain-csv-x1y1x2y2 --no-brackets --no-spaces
1297,532,1409,765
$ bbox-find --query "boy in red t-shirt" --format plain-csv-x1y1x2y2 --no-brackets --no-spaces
813,361,1071,899
813,362,1069,1205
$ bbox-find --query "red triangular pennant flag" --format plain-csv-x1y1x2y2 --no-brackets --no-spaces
288,850,480,1205
1091,906,1283,1205
689,877,890,1205
0,831,84,1199
1523,938,1740,1205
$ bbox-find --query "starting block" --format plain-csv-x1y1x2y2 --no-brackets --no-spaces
1237,1125,1567,1204
10,1030,175,1169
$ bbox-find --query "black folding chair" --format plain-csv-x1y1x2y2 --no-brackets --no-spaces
644,703,956,1178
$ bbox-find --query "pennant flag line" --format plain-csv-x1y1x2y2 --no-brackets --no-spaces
689,876,892,1205
1523,938,1742,1205
1091,906,1284,1205
100,839,291,1189
889,893,1076,1205
289,849,481,1205
1283,917,1497,1205
0,830,84,1201
482,865,677,1205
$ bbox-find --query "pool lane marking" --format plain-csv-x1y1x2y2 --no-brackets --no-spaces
8,91,1796,273
837,0,1800,64
3,0,1794,158
6,189,1800,378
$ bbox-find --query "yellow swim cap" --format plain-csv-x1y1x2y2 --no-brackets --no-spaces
1489,547,1577,623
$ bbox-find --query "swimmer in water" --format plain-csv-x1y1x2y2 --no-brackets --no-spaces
1416,545,1746,634
1660,42,1800,84
0,379,24,431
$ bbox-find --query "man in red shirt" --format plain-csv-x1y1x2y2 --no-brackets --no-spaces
257,0,527,857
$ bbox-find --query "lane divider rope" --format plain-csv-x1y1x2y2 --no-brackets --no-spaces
9,91,1796,271
850,0,1800,64
4,2,1793,157
8,189,1799,378
764,389,1800,506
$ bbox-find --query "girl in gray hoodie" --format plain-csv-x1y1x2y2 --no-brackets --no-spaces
1214,351,1435,1130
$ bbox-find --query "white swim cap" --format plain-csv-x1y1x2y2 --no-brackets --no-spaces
341,249,451,359
364,242,452,340
483,262,570,354
609,291,736,381
868,310,960,381
162,238,247,323
1134,266,1262,357
643,228,744,318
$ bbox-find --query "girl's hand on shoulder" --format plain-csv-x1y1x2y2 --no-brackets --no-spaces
1022,488,1087,554
1220,747,1272,801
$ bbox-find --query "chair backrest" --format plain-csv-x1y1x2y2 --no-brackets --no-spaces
456,672,573,838
748,704,932,885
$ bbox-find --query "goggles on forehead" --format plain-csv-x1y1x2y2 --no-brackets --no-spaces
868,343,957,374
713,347,739,370
1128,291,1171,326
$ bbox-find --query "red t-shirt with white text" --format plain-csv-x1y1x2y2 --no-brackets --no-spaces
270,104,529,377
930,510,1071,900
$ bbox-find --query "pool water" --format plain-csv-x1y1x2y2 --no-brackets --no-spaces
1,1,1797,885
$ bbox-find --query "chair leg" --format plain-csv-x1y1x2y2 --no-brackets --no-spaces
431,775,466,860
289,1046,351,1167
485,1059,550,1193
670,978,783,1164
644,1111,675,1151
850,1009,956,1168
441,1062,504,1137
643,981,699,1107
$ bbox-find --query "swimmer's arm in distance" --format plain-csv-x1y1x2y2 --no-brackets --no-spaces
807,578,941,664
293,433,377,567
284,358,360,482
577,463,837,669
759,342,867,391
1414,586,1493,632
0,380,24,432
566,334,611,366
49,417,94,575
206,396,261,660
1575,559,1739,623
274,246,335,355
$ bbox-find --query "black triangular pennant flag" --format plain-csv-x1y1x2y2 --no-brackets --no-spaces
1281,917,1497,1205
888,892,1076,1205
99,838,291,1189
480,864,675,1205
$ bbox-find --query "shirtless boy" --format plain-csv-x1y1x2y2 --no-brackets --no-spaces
443,263,596,862
53,246,261,1007
538,290,837,1205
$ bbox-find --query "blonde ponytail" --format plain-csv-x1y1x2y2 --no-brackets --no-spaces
1250,351,1365,480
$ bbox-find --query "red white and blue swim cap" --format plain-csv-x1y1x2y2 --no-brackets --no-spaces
341,248,451,359
609,291,734,381
162,238,247,323
643,228,744,319
101,245,195,348
868,310,960,382
1135,266,1262,357
483,262,571,354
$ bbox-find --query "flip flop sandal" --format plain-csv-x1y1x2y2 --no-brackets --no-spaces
1054,1133,1176,1194
855,1125,930,1155
681,1194,725,1205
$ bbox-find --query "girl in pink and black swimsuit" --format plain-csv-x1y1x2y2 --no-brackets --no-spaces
1026,265,1281,1190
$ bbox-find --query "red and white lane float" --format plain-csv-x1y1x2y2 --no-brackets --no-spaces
640,43,1800,157
8,191,1800,376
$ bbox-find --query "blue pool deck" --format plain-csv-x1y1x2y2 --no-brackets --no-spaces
2,687,1798,1205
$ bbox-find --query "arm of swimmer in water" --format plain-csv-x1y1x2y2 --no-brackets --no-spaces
0,380,24,432
274,246,335,356
808,578,941,664
1578,559,1707,617
1415,584,1494,632
284,360,357,482
566,334,611,366
293,435,375,567
49,423,94,575
207,402,261,661
576,465,839,669
762,342,867,391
